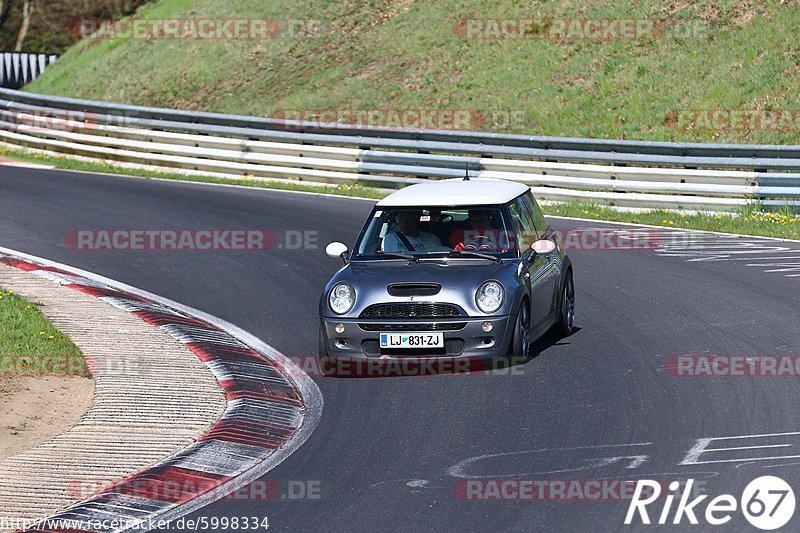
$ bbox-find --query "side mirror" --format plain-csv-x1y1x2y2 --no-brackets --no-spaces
326,241,349,264
530,239,557,255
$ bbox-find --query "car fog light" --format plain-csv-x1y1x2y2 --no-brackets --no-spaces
482,321,493,332
335,322,346,334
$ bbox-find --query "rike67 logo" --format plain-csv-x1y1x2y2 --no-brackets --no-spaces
625,476,795,530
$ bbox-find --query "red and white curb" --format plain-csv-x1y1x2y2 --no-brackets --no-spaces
0,247,322,532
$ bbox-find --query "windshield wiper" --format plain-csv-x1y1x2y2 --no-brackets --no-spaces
448,249,502,263
372,251,420,262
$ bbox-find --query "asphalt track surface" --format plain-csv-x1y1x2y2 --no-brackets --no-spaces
2,166,800,532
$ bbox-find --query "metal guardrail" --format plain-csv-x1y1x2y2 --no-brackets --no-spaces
0,88,798,211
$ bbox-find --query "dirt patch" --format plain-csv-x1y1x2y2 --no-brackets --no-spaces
370,0,414,25
0,375,94,462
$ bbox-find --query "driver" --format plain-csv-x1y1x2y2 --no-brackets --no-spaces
382,210,445,253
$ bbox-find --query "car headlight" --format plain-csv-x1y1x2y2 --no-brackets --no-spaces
329,283,355,315
475,281,504,313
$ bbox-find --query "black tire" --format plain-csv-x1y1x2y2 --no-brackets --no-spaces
319,327,329,357
554,269,575,337
320,358,337,377
318,329,337,376
507,299,531,361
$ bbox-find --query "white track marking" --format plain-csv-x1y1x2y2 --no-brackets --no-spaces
448,432,800,482
754,264,800,273
574,227,800,278
681,433,800,466
547,215,800,245
447,444,653,478
762,461,800,469
703,445,793,452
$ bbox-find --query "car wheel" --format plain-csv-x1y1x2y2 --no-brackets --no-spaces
318,329,337,376
509,300,531,361
319,327,328,357
555,270,575,337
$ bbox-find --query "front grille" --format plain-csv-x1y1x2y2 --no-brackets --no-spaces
362,338,465,356
359,303,464,319
358,322,467,332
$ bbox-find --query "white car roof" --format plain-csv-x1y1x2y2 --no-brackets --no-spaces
376,178,530,207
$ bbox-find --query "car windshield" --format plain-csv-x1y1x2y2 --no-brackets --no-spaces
354,206,519,259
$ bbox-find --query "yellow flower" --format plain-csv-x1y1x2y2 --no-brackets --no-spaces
662,219,668,224
48,335,54,339
38,331,45,335
7,290,12,294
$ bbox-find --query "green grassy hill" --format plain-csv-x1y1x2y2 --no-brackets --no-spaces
25,0,800,144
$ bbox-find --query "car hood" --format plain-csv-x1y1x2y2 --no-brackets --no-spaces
321,259,520,318
347,259,507,282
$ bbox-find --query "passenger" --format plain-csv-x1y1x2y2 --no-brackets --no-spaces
382,210,445,253
449,209,500,251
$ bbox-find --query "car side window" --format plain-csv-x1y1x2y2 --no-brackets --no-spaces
520,192,549,239
509,196,537,250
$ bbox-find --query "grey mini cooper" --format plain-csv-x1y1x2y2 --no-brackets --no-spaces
319,178,575,366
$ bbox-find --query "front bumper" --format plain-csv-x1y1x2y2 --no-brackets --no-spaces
319,315,515,360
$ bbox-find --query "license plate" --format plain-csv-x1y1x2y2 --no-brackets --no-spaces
380,332,444,349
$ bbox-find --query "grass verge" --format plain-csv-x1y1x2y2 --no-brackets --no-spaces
2,145,799,240
0,146,388,200
0,287,89,377
550,202,800,240
24,0,800,145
